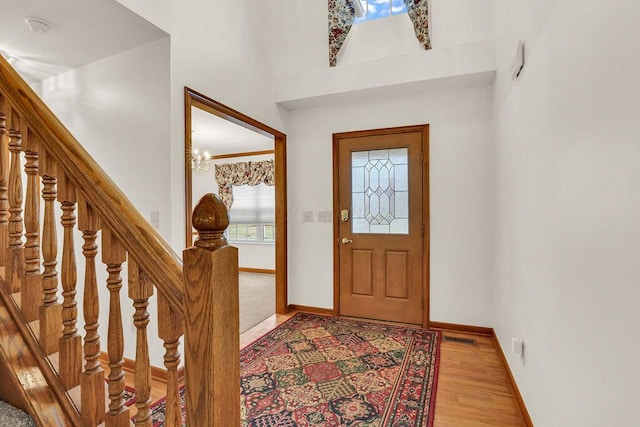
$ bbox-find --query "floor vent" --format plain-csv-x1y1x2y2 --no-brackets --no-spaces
443,335,477,345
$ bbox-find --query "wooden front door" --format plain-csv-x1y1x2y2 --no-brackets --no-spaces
334,125,428,326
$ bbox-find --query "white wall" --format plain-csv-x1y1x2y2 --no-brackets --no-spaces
268,0,493,76
104,1,497,323
248,0,495,324
191,167,218,208
33,38,172,242
18,0,498,369
339,14,423,65
269,0,495,107
286,82,495,326
493,0,640,425
342,0,494,66
429,0,494,47
114,0,285,253
235,244,275,271
32,38,171,368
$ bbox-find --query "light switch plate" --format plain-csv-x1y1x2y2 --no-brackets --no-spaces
302,211,314,223
317,210,332,223
150,211,160,229
512,337,524,355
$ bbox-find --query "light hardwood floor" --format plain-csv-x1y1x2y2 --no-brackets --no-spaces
432,329,525,427
138,311,526,426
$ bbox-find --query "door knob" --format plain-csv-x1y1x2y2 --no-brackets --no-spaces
341,238,353,244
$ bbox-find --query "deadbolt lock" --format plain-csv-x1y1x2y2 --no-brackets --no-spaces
341,209,349,222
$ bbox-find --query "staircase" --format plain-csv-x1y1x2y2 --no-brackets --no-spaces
0,401,35,426
0,55,240,426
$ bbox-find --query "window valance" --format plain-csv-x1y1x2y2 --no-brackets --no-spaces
404,0,431,50
214,159,275,210
329,0,356,67
328,0,431,67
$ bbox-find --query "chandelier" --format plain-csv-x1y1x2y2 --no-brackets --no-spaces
191,148,212,171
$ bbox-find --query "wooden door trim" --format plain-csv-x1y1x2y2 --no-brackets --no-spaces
184,87,288,314
332,124,430,328
210,150,275,160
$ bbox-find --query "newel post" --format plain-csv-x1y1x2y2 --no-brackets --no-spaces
183,194,240,426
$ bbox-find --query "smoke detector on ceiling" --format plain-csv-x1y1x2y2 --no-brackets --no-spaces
25,18,52,35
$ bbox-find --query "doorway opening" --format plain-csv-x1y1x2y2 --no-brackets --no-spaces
184,87,288,331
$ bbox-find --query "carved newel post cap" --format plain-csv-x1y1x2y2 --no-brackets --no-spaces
192,193,229,251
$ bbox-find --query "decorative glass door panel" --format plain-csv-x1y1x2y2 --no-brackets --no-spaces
351,148,408,234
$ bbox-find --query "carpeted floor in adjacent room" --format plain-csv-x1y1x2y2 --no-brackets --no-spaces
239,272,275,334
0,401,35,427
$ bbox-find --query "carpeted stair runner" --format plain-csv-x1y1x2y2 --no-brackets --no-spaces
0,401,36,427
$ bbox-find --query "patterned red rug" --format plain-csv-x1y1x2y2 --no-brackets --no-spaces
147,313,441,426
122,386,136,407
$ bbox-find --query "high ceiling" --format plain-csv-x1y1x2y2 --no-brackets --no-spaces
1,0,267,156
0,0,167,83
191,107,274,156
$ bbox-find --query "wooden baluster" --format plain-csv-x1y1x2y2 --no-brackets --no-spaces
129,258,153,427
78,195,104,426
0,93,8,268
57,172,82,390
38,150,62,354
183,194,240,426
7,107,23,292
158,293,183,427
21,129,42,322
102,227,129,427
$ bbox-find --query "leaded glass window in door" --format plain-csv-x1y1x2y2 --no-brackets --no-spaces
351,148,409,234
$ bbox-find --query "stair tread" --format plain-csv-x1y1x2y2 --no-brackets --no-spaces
0,293,75,426
6,289,128,423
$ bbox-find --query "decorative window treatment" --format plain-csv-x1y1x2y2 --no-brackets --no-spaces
403,0,431,50
328,0,356,67
229,184,275,224
214,159,275,210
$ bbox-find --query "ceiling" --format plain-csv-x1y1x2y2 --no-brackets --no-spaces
0,0,168,83
1,0,267,157
191,107,274,156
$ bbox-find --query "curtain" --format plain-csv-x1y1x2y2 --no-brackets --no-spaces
404,0,431,50
214,159,275,210
328,0,356,67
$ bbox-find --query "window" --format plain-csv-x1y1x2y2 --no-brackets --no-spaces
227,183,275,244
328,0,430,67
227,224,275,243
354,0,408,24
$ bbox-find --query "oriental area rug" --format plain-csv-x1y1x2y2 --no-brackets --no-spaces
146,312,441,426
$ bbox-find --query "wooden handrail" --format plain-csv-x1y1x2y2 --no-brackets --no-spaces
0,55,184,315
0,54,241,427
